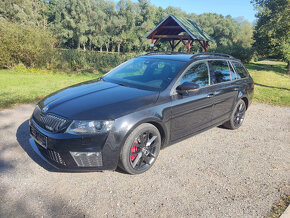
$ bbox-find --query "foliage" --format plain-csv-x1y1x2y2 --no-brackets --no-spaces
214,44,253,63
251,0,290,73
197,14,254,62
0,0,46,27
0,20,56,68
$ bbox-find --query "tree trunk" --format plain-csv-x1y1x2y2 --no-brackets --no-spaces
89,40,92,50
117,43,121,54
77,39,80,50
287,61,290,74
105,43,109,53
100,46,102,53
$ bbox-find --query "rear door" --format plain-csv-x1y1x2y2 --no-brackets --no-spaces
170,61,214,141
208,60,239,125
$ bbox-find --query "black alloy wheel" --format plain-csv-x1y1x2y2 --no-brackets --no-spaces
119,123,161,174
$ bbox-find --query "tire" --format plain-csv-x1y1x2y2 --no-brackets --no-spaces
223,99,247,130
119,123,161,175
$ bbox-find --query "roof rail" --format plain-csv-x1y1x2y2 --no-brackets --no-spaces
190,52,234,59
145,51,189,55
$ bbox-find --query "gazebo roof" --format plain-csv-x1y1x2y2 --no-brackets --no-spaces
146,14,215,42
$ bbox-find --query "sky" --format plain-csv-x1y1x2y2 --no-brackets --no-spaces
120,0,257,23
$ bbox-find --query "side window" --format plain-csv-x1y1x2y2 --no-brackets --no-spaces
180,62,209,87
210,60,231,83
228,62,238,80
231,62,249,79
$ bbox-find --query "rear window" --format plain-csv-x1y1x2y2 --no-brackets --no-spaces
209,60,231,83
231,62,249,79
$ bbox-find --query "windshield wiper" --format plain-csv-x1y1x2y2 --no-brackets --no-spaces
115,82,129,87
99,76,106,81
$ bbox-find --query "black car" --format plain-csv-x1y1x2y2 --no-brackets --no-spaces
29,52,254,174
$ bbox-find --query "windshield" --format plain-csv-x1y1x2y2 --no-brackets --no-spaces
103,57,186,91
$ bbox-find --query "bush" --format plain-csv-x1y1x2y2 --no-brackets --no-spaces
213,44,254,63
51,49,139,72
0,19,56,68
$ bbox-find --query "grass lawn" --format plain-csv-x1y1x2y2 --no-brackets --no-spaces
0,60,289,109
245,60,290,106
0,67,99,109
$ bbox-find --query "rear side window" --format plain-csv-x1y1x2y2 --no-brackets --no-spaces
209,60,231,83
228,62,238,80
180,61,209,87
231,62,249,79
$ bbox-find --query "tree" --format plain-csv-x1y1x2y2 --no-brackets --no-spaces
252,0,290,73
0,0,46,27
48,0,91,50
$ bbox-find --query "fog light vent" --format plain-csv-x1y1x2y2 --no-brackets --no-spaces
70,152,103,167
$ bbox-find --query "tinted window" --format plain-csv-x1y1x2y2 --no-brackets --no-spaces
229,62,238,80
180,62,209,87
231,62,249,79
210,60,231,83
104,57,185,91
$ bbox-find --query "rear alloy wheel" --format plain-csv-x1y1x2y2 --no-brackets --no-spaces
223,99,246,130
119,123,161,174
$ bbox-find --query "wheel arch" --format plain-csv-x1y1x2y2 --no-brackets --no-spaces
237,90,249,110
241,96,249,110
120,118,169,150
147,121,167,148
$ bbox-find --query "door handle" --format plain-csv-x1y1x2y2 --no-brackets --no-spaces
207,93,215,98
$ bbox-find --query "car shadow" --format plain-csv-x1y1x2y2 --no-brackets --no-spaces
16,120,62,172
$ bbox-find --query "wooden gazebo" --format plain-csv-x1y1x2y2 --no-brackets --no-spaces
146,15,214,53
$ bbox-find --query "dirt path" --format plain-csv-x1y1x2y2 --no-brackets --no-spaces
0,103,289,217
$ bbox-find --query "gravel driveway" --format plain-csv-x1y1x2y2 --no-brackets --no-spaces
0,103,289,217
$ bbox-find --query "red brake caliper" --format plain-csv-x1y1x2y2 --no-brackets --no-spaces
130,140,138,161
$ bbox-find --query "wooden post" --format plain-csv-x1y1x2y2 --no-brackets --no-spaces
197,40,208,52
204,41,209,52
187,39,191,54
169,40,175,51
151,37,154,51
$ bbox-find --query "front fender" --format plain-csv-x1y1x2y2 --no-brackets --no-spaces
110,104,171,153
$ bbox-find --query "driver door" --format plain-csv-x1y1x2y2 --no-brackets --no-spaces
170,61,214,142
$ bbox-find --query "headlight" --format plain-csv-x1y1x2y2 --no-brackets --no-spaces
66,120,114,135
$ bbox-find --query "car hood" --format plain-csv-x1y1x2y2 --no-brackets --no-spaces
38,79,159,120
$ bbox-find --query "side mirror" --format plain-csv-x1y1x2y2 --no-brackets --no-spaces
176,82,199,94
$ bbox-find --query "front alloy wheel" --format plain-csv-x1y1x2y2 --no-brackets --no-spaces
119,123,161,174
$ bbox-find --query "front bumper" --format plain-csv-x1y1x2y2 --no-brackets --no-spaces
29,119,120,171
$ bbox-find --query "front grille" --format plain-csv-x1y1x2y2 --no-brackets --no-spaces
33,106,67,132
46,149,66,166
37,143,67,166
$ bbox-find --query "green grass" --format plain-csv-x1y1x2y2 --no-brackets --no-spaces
0,60,289,109
268,195,290,218
0,67,99,109
246,60,290,106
